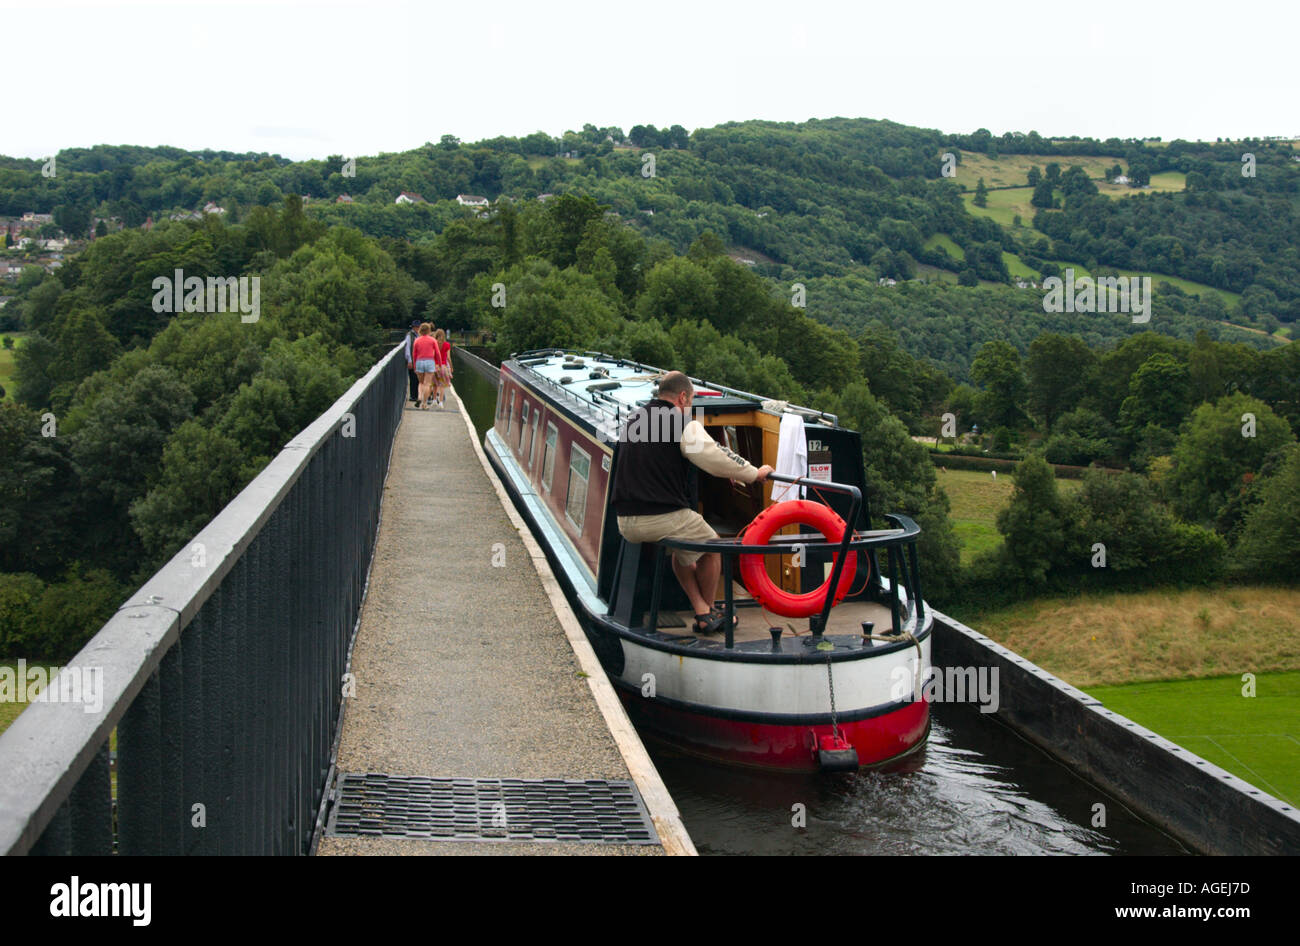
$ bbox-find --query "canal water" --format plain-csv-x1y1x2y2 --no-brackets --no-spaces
452,349,1188,856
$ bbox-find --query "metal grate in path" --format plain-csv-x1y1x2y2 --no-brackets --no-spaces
326,773,660,845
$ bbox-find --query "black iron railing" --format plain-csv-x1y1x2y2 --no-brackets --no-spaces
0,344,407,855
650,473,925,648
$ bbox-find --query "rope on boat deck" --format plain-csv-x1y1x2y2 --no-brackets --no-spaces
861,630,924,698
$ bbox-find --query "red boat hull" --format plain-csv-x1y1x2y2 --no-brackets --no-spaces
617,689,931,773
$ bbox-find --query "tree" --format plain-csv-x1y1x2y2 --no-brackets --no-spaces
1027,166,1041,187
1026,333,1096,431
994,454,1070,586
973,178,988,208
130,420,253,564
971,340,1028,429
1063,469,1224,586
1234,444,1300,579
0,402,78,577
636,257,717,326
1116,353,1193,436
1166,393,1295,524
1030,178,1056,209
1043,408,1118,466
68,365,196,577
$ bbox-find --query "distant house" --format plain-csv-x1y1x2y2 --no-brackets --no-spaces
1111,174,1130,185
21,212,53,225
396,191,426,205
203,202,226,215
169,211,202,222
536,193,554,202
456,194,489,207
336,194,354,204
878,277,897,287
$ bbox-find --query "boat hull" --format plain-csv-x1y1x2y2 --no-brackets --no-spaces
613,677,931,772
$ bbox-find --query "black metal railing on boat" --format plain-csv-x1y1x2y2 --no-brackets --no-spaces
641,473,924,650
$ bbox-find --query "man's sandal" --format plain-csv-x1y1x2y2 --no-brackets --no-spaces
693,610,738,634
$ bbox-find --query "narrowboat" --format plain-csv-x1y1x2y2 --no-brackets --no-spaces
484,349,933,773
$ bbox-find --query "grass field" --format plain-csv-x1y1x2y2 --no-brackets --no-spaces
953,150,1185,197
962,187,1035,229
963,586,1300,687
1087,671,1300,806
1043,261,1241,309
939,467,1080,565
0,330,27,400
1002,251,1037,279
922,233,965,261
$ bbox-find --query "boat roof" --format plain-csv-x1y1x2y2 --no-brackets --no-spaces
505,349,840,428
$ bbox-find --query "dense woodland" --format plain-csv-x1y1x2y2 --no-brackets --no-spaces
2,118,1298,658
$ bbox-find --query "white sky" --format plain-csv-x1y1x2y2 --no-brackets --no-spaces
3,0,1297,161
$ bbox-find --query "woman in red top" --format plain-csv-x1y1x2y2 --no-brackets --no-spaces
431,328,453,409
410,323,439,409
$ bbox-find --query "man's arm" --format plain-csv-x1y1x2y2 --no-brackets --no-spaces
681,420,771,482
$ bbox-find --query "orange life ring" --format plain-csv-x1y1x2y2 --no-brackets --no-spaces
738,500,859,618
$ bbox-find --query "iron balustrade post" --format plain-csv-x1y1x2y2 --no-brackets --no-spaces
217,579,238,854
159,643,185,855
193,606,218,855
29,803,69,856
69,743,112,854
117,668,162,855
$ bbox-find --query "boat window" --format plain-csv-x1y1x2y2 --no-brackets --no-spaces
528,409,540,467
566,445,591,533
505,390,513,435
541,423,558,492
519,401,530,451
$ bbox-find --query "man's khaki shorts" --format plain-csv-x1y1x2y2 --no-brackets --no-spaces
617,508,718,566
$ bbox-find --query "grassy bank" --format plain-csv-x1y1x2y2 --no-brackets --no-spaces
962,586,1300,687
1087,671,1300,806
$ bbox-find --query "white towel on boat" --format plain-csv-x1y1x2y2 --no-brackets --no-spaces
772,412,807,503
